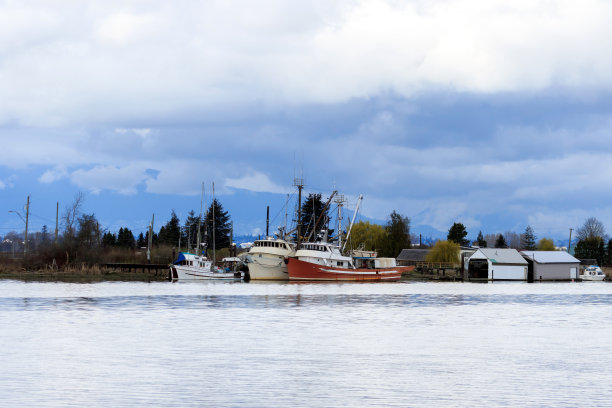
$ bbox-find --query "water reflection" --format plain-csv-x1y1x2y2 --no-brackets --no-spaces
3,293,612,311
2,280,612,408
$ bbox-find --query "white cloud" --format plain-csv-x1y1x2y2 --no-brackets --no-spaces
225,171,289,194
70,165,152,195
2,1,612,125
38,166,68,183
0,175,16,189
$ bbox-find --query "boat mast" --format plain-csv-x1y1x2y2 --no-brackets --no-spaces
294,178,304,246
334,195,345,250
197,182,203,256
284,193,289,240
342,194,363,252
212,182,216,264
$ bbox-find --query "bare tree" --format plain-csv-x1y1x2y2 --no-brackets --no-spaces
503,231,522,249
62,192,85,239
484,233,498,248
576,217,606,241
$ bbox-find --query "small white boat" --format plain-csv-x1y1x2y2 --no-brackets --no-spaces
169,252,242,281
580,265,606,281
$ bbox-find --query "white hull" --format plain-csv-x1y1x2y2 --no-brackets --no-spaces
580,274,606,281
170,265,241,280
248,258,289,280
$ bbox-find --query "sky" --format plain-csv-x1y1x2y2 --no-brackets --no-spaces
2,0,612,243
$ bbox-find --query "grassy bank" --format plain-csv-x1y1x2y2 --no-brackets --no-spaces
0,246,177,282
0,263,168,282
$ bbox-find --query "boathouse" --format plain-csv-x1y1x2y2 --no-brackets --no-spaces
396,249,430,266
520,251,580,281
466,248,528,280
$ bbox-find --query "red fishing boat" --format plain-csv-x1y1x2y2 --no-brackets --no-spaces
287,242,414,281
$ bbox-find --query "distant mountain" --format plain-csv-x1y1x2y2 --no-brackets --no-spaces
411,224,446,242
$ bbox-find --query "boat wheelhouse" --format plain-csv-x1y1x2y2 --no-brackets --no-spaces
246,238,295,280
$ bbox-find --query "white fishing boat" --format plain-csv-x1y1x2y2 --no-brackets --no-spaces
246,238,295,280
169,252,242,280
580,265,606,281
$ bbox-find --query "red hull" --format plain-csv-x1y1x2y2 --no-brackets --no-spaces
288,257,414,281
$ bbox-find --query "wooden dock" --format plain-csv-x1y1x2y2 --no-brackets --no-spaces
102,263,168,275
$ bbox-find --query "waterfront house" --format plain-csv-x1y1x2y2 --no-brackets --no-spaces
465,248,528,280
520,251,580,281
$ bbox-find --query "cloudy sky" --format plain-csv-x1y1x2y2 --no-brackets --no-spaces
2,0,612,241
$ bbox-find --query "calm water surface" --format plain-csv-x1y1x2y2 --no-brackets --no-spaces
1,280,612,407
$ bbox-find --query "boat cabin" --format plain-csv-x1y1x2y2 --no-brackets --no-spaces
252,240,293,251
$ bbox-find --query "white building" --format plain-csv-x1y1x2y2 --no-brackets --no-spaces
466,248,528,280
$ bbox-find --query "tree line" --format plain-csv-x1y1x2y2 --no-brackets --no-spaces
0,192,233,268
425,217,612,266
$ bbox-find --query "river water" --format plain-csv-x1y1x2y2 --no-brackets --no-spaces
1,280,611,407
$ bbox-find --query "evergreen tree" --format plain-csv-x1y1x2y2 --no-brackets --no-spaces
521,225,537,250
447,222,469,246
41,225,49,244
298,193,329,242
475,230,487,247
117,227,135,248
204,199,231,249
380,210,411,258
606,239,612,266
575,237,604,265
495,234,507,248
183,210,201,251
137,232,146,248
158,210,181,246
102,232,116,247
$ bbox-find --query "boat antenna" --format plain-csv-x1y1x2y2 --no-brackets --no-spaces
342,194,363,252
266,205,270,238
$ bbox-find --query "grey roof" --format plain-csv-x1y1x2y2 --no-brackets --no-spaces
397,249,430,261
520,251,580,264
474,248,528,265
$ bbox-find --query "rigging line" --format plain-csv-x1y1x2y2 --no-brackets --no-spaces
269,191,297,226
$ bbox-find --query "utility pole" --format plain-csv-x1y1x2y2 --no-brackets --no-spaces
24,195,29,256
147,213,154,263
568,228,573,253
294,177,304,246
55,201,59,244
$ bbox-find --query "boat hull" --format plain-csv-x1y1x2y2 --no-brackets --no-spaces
580,274,606,281
287,258,413,281
169,265,241,280
248,258,289,280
